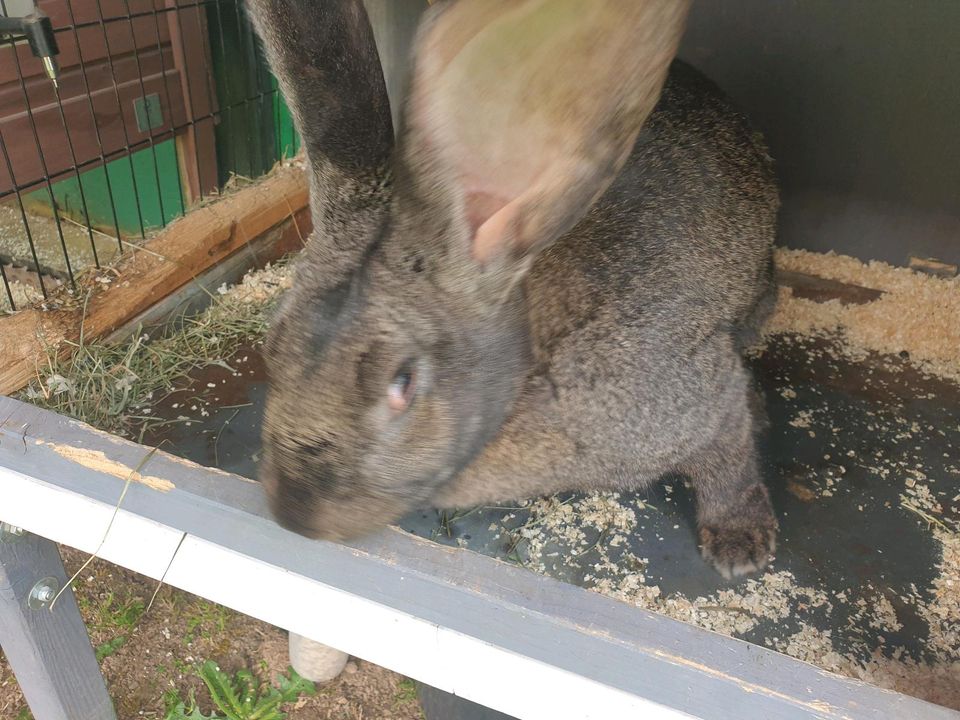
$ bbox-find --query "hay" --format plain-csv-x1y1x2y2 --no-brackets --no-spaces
21,262,292,438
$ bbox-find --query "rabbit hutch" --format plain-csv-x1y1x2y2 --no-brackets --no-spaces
0,1,958,719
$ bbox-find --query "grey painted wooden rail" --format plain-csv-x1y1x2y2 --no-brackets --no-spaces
0,395,957,720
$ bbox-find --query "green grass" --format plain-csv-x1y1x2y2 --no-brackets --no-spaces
395,678,419,705
96,592,145,631
163,661,315,720
82,592,144,664
95,635,128,662
185,601,231,645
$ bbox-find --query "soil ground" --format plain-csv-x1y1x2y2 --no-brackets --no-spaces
0,547,424,720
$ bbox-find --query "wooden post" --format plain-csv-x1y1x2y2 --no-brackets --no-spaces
166,0,220,202
0,528,116,720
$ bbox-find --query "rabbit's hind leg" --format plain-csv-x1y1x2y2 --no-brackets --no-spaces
679,388,777,579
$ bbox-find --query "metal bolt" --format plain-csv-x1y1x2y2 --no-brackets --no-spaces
28,577,59,609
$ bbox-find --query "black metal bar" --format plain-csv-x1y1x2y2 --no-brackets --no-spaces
0,258,15,311
169,0,206,203
58,0,124,255
236,0,265,178
0,85,288,201
0,130,48,303
211,0,235,183
0,5,76,288
91,0,149,240
120,0,167,225
49,88,103,268
146,0,187,217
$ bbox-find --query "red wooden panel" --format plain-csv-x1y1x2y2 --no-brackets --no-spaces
0,0,217,196
0,16,175,87
164,0,218,197
0,51,188,192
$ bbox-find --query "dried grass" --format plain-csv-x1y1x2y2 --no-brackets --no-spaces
20,262,293,439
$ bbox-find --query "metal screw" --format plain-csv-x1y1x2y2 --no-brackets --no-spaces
29,577,59,609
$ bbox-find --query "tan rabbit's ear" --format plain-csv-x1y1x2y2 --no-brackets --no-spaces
403,0,690,268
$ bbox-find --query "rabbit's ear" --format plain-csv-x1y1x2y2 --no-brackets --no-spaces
402,0,689,277
248,0,393,275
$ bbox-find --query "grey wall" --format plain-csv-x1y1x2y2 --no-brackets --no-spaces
363,0,427,135
680,0,960,267
365,1,960,268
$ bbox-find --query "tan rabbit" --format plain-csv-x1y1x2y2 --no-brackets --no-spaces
249,0,779,579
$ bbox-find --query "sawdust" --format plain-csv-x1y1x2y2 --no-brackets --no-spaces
216,262,293,305
0,277,42,312
503,487,960,708
508,494,832,637
764,248,960,383
493,247,960,709
922,529,960,661
773,625,960,710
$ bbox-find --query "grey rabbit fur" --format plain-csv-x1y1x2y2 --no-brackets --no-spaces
248,0,780,578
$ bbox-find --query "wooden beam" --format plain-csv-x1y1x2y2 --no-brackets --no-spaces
0,531,117,720
0,396,955,720
166,0,220,201
0,165,309,396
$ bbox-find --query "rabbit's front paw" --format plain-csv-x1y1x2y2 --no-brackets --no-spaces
698,484,777,579
699,524,776,579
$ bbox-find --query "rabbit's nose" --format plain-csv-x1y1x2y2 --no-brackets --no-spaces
260,458,326,539
265,482,320,539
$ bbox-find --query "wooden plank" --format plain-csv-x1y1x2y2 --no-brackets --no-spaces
0,60,187,192
0,397,956,720
775,269,884,306
103,204,308,343
0,0,174,86
165,0,219,200
0,530,117,720
0,165,309,395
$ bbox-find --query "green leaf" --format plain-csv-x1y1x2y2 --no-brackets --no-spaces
163,702,222,720
199,661,246,719
168,660,317,720
163,689,223,720
235,669,258,707
95,635,127,662
276,666,316,702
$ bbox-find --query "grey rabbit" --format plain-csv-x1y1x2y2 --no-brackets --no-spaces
248,0,779,579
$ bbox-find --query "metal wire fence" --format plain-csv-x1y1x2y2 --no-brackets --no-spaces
0,0,300,311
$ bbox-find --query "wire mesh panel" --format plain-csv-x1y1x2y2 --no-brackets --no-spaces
0,0,300,312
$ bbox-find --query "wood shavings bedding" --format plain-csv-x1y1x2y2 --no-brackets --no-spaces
505,489,960,709
0,278,43,312
764,248,960,383
495,247,960,709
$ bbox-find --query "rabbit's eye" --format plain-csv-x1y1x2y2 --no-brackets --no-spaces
387,367,417,412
